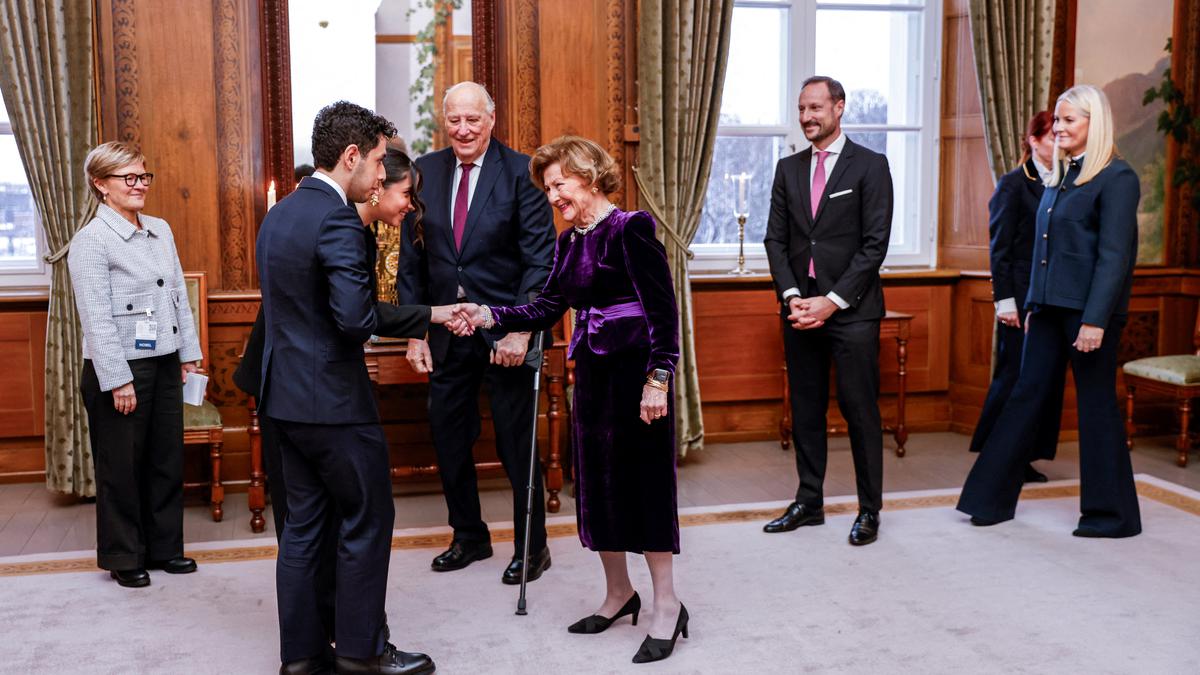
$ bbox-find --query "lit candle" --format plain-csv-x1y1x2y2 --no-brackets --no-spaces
267,180,277,210
735,172,751,216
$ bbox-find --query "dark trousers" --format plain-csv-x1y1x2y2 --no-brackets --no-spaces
258,414,289,540
969,309,1062,458
81,353,184,571
957,307,1141,536
272,418,394,663
428,334,547,555
783,317,884,514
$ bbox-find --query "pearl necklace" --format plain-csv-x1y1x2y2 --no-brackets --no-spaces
572,203,617,238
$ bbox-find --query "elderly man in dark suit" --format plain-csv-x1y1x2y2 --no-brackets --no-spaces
398,81,557,584
258,101,456,675
763,76,894,547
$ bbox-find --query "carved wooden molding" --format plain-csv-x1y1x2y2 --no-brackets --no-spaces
112,0,140,144
513,0,542,154
214,0,251,289
472,0,499,99
605,0,627,206
260,0,294,201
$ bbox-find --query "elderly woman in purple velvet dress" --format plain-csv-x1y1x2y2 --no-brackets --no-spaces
454,135,688,664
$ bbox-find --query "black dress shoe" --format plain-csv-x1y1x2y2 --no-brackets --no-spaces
501,546,551,585
763,502,825,533
109,569,150,588
848,512,879,546
279,654,333,675
1024,464,1049,483
568,592,640,634
334,643,435,675
148,556,197,574
632,604,688,664
431,540,492,572
970,516,1002,526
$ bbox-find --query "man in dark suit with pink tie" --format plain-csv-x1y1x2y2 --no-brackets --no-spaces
763,76,895,546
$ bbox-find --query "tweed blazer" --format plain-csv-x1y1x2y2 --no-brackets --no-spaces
68,204,202,391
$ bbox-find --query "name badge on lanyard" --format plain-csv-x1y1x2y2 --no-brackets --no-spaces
135,309,157,350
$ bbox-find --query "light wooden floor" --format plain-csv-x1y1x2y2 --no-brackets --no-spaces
1,432,1196,557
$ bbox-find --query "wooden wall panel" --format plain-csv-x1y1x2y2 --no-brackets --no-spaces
938,0,993,271
95,0,264,292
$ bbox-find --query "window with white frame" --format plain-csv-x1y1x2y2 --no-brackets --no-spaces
0,90,46,286
693,0,942,271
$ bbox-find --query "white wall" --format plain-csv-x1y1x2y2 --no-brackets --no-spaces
290,0,382,166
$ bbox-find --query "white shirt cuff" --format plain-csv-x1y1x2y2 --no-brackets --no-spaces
782,287,801,301
995,297,1018,315
826,291,849,310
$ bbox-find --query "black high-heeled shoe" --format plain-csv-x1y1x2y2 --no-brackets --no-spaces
567,592,641,634
632,603,688,664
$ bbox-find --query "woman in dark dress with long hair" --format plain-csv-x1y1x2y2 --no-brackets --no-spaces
969,111,1063,481
454,135,688,664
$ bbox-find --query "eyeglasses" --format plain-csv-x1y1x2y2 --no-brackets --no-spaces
106,173,155,187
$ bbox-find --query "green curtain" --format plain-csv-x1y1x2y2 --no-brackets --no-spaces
635,0,734,457
0,1,98,496
969,0,1057,181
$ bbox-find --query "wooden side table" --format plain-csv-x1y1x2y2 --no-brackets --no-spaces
779,310,913,457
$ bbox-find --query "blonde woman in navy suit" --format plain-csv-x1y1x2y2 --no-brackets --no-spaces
958,85,1142,538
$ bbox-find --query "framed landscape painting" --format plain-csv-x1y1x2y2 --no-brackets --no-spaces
1072,0,1175,265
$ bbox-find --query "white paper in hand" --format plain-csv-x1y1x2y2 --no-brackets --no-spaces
183,372,209,406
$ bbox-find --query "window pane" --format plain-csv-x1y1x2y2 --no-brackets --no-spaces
841,130,921,252
0,135,38,266
696,135,786,245
818,0,924,6
815,9,922,126
719,6,788,126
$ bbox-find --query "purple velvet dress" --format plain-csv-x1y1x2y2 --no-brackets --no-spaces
491,209,681,553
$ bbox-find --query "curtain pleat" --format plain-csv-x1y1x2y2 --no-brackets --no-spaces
636,0,735,457
0,0,98,495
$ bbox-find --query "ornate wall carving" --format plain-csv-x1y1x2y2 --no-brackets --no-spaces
213,0,251,289
605,0,626,206
1119,311,1161,363
112,0,141,144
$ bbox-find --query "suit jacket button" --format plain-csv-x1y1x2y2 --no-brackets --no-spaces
1046,207,1052,213
457,266,463,271
126,303,133,310
173,326,178,334
1042,233,1048,239
157,279,164,286
810,240,816,245
1040,260,1047,266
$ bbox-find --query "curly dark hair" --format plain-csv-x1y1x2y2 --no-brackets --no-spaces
383,147,426,245
310,101,397,170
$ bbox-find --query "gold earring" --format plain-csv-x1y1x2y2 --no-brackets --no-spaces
591,187,598,194
370,193,380,207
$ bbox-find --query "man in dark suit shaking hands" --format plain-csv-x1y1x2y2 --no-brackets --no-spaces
398,82,556,584
763,76,894,546
258,102,452,675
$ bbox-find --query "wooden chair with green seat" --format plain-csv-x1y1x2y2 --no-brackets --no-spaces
1123,311,1200,467
181,271,225,519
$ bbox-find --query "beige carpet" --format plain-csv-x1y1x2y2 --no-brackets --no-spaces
1,475,1197,674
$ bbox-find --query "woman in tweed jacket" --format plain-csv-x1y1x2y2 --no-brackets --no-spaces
68,142,203,588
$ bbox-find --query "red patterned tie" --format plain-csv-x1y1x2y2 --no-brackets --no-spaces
453,163,474,252
809,150,829,278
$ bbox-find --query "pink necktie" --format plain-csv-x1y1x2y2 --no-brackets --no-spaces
453,163,474,252
809,150,829,278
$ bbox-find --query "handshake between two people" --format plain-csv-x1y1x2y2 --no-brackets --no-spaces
412,303,529,373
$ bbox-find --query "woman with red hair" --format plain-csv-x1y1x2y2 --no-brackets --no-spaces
969,111,1062,479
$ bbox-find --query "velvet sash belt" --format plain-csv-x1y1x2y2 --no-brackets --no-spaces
570,298,648,359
